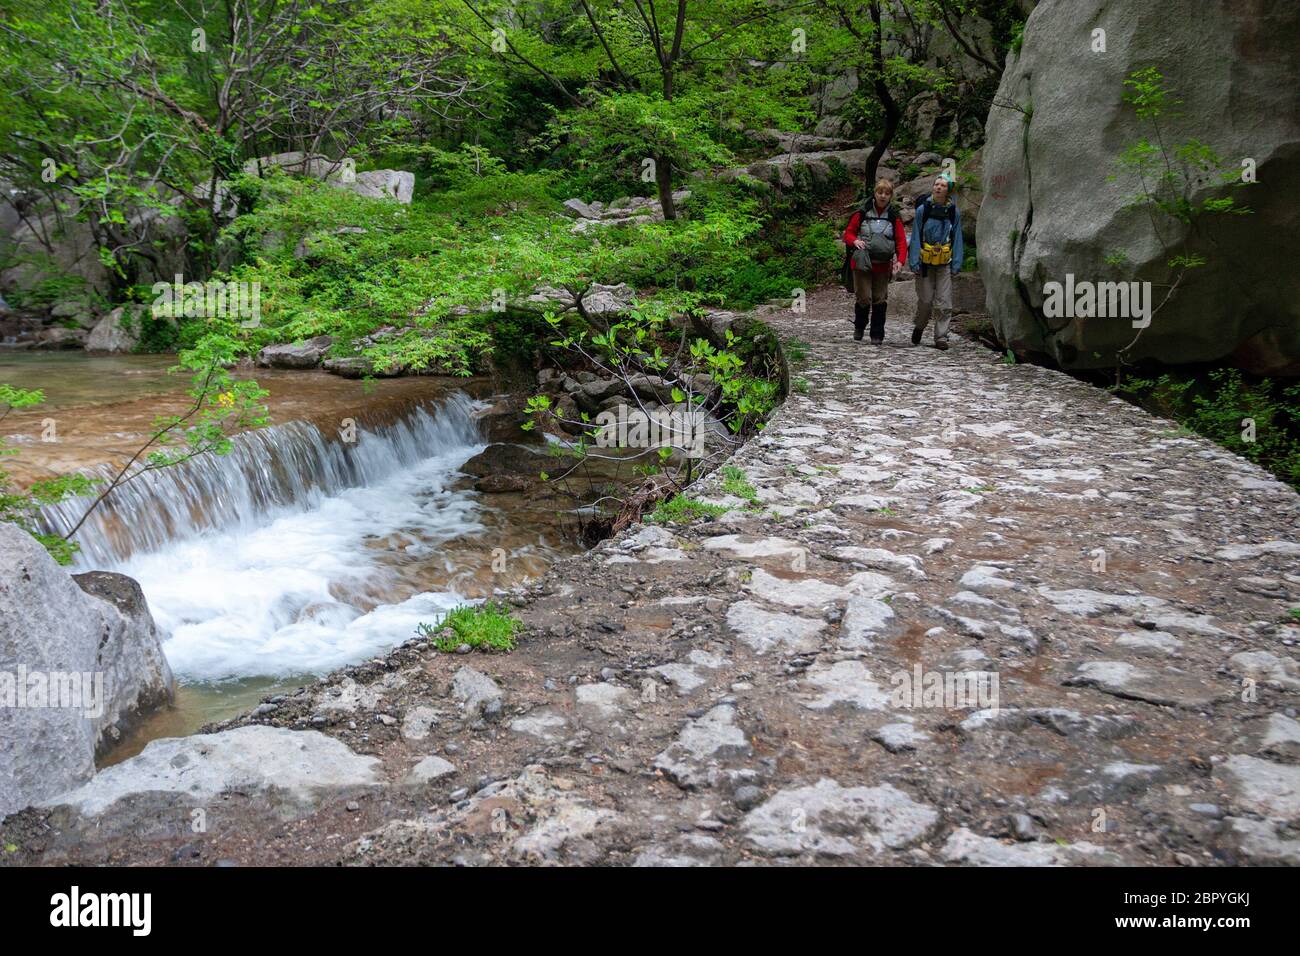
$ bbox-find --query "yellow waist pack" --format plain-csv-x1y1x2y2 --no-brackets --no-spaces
921,241,953,266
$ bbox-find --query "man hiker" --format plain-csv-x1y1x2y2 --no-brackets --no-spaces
842,178,907,344
907,172,963,350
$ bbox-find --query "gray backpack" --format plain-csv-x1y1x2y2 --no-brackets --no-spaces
861,204,898,262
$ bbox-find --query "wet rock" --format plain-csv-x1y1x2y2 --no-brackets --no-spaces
256,335,333,369
43,726,380,817
724,600,825,655
652,704,751,789
407,756,457,784
801,660,890,712
451,667,504,718
941,828,1120,866
1,526,174,818
741,779,939,857
1063,660,1221,708
1216,755,1300,821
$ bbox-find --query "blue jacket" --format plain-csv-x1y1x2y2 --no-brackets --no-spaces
907,197,963,275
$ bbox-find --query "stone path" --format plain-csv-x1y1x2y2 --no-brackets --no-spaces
8,284,1300,867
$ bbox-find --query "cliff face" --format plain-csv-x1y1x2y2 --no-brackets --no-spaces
978,0,1300,375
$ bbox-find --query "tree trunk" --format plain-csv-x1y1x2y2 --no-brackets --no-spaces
864,106,900,189
655,152,677,221
863,0,900,190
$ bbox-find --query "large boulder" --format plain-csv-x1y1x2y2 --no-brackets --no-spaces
85,304,144,353
977,0,1300,374
521,282,637,319
242,153,415,203
722,149,870,189
256,334,334,369
0,524,175,818
242,151,342,180
335,169,415,204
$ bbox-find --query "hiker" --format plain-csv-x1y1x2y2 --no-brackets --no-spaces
907,172,964,350
842,178,907,344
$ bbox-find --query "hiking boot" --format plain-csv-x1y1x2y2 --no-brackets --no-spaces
869,301,887,341
910,327,923,346
853,303,867,341
934,338,950,351
870,338,884,346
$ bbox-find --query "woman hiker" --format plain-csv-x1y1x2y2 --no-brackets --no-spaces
842,178,907,345
907,172,964,350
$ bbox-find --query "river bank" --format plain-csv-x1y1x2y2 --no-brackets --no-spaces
6,286,1298,866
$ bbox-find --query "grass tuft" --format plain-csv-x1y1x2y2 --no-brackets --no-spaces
416,602,523,652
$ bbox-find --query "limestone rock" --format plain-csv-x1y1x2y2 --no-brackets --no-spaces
85,305,144,353
0,525,174,818
256,334,333,369
43,726,380,817
977,0,1300,374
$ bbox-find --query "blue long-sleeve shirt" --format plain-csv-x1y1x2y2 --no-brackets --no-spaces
907,198,963,275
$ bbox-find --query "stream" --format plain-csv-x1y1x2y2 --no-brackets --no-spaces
0,352,582,759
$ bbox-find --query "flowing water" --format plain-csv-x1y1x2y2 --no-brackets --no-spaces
2,354,584,759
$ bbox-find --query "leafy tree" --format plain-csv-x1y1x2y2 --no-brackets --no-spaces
461,0,816,218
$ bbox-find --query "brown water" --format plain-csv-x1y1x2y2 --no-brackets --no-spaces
0,352,488,485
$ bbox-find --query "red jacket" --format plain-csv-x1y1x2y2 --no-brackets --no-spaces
843,203,908,273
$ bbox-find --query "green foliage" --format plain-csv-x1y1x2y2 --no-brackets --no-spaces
1107,68,1255,368
645,495,731,525
415,602,524,652
720,465,759,503
1115,69,1251,234
1117,369,1300,486
1,337,268,562
0,384,98,564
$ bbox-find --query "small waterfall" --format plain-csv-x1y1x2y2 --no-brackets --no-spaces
34,390,493,682
40,391,486,567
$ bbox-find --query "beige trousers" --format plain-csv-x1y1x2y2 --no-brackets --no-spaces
914,267,953,342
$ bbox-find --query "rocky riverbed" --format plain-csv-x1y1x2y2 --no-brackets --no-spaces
4,283,1299,866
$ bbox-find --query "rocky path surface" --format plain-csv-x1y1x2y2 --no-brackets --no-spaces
8,284,1300,867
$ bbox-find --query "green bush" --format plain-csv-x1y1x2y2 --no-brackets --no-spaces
1118,369,1300,486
